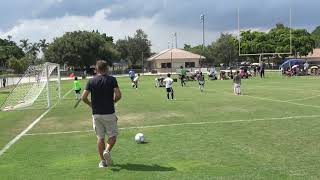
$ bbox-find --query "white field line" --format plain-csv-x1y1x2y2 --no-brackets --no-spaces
0,88,73,157
62,89,73,99
24,114,320,136
254,85,320,93
244,94,320,109
284,95,320,102
191,87,320,109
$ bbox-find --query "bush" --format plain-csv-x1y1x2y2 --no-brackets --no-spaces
8,57,29,74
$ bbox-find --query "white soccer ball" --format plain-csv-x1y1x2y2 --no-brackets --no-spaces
134,133,145,143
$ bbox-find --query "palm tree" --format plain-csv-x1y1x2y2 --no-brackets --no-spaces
7,35,12,41
29,43,40,57
20,39,30,53
39,39,49,53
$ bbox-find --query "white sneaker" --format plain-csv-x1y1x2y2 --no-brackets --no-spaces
103,150,113,165
98,160,107,168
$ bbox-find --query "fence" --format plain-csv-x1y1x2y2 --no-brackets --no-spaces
0,75,23,89
108,67,212,75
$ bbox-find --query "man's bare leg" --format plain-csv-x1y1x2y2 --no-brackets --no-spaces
97,138,105,160
106,136,117,152
103,136,117,165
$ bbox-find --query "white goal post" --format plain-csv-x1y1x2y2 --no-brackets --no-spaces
1,62,61,111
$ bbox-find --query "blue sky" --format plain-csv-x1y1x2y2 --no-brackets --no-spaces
0,0,319,51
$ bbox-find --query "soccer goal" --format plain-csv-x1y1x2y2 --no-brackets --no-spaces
1,62,61,111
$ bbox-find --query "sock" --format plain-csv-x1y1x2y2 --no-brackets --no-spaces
167,94,170,99
171,93,174,99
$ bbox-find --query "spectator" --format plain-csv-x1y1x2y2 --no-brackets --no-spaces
2,77,6,88
260,61,265,78
304,61,309,74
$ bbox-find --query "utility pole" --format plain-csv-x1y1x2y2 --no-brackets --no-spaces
174,32,178,48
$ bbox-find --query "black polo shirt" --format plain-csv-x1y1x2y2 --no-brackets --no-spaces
85,74,118,115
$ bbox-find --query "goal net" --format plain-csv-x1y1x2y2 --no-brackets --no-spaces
1,62,61,111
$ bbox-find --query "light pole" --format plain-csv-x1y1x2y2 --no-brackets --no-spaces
174,32,177,48
200,14,205,67
200,14,205,52
171,49,173,74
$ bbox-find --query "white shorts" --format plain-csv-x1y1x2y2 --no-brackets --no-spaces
234,84,240,89
92,114,118,139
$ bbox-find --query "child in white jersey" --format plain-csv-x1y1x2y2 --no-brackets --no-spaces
197,72,205,92
163,73,174,100
132,74,140,89
233,71,241,95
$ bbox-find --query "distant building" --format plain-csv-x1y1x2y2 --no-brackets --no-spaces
285,48,320,65
147,48,205,72
306,48,320,63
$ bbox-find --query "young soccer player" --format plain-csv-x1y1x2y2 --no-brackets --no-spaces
163,73,174,100
198,72,205,92
132,74,140,89
74,77,81,99
233,71,241,95
128,69,135,82
180,66,187,87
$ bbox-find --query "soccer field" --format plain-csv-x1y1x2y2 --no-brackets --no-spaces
0,73,320,180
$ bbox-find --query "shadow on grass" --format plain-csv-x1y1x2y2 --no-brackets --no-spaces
138,141,149,144
0,91,10,95
110,163,176,172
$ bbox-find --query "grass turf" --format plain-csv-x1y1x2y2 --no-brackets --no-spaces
0,73,320,179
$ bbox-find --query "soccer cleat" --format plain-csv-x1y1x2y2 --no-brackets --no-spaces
103,150,113,165
98,160,107,168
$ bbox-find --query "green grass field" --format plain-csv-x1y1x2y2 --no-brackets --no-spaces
1,73,320,180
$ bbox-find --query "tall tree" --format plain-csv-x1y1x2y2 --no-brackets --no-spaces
209,33,239,66
116,29,151,66
116,38,129,60
39,39,49,54
183,44,213,65
7,35,12,41
20,39,30,53
44,31,119,66
29,43,40,57
0,38,24,67
240,24,315,61
292,29,315,57
311,26,320,48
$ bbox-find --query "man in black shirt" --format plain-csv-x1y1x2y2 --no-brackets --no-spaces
82,60,122,168
260,61,265,78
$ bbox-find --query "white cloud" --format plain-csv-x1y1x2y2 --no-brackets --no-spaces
0,8,222,52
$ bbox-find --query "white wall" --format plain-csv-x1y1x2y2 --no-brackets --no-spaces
152,59,200,68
